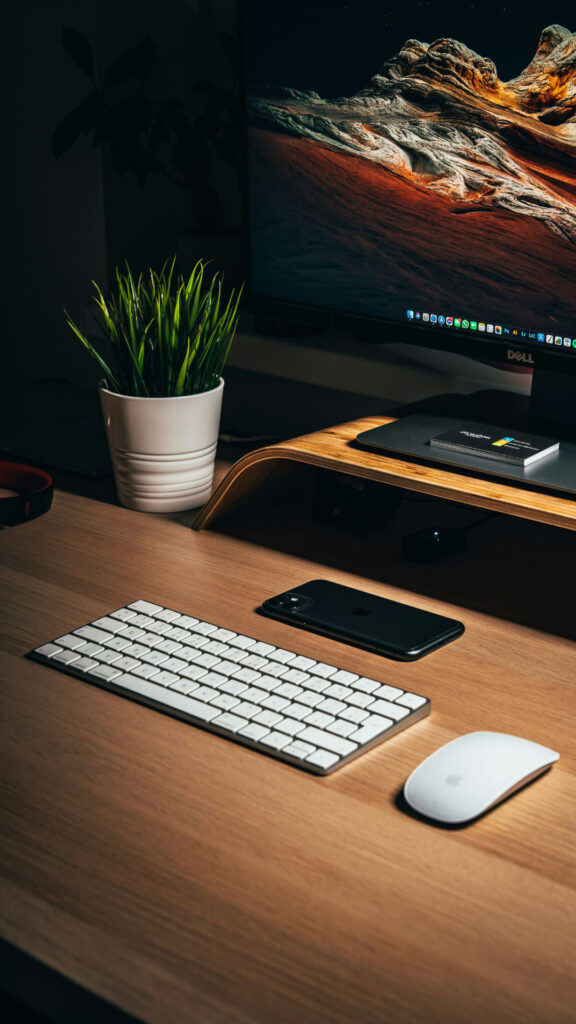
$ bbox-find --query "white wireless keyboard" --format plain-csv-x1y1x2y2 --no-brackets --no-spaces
28,600,431,774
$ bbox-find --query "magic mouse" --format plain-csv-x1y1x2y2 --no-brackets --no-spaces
404,731,559,824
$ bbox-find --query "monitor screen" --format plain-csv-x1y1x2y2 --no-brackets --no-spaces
243,1,576,359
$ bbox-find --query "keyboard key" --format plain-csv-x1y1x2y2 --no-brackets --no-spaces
273,682,303,700
55,633,87,650
106,635,134,652
153,670,180,687
73,656,99,672
261,662,289,678
374,684,403,701
233,701,261,720
212,712,248,733
249,641,275,657
74,626,113,645
91,616,129,634
232,667,262,685
317,698,347,716
94,649,122,664
173,615,200,630
108,655,140,672
284,702,311,721
155,609,182,623
154,639,184,655
396,692,427,710
281,668,310,686
305,745,340,770
140,649,169,666
132,663,161,680
128,600,163,614
324,683,353,701
169,679,198,695
297,727,357,757
346,692,375,709
330,670,358,686
237,722,270,742
74,642,104,658
53,649,81,665
298,690,324,708
267,648,296,664
276,718,306,737
210,628,237,642
260,731,291,751
354,677,381,694
241,654,270,671
111,608,138,621
115,675,221,721
227,634,256,650
306,750,340,770
192,621,218,635
117,625,146,641
283,739,316,758
121,643,150,658
201,640,231,657
349,715,394,745
369,699,410,721
288,655,316,671
308,662,338,679
161,657,189,674
240,686,268,704
327,720,356,738
218,679,248,696
145,620,173,636
340,706,369,725
261,694,291,713
304,710,334,729
181,664,209,682
130,614,158,628
91,664,122,681
192,653,221,670
193,686,220,703
163,626,192,642
254,709,283,729
211,693,240,711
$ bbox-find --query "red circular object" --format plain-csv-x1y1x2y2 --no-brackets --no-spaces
0,462,54,526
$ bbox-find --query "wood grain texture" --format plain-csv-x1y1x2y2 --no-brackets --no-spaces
1,491,576,1024
194,417,576,532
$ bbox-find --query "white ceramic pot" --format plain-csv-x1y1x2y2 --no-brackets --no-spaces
99,380,224,512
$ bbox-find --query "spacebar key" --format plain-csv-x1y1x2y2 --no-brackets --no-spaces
113,673,220,721
298,726,357,757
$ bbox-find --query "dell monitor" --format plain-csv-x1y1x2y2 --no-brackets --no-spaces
242,0,576,436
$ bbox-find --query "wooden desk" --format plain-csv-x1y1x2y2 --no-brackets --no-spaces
1,490,576,1024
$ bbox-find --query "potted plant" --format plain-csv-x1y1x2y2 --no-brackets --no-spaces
66,258,242,512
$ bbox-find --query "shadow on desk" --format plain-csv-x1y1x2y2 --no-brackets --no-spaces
210,462,576,643
0,940,141,1024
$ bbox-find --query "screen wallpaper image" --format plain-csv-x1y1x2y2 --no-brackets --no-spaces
245,1,576,336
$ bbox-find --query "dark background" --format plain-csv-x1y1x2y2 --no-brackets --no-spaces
244,0,576,95
2,0,239,391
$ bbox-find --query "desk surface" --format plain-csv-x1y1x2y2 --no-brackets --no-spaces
1,490,576,1024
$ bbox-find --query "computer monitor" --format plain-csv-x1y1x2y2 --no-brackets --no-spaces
242,0,576,430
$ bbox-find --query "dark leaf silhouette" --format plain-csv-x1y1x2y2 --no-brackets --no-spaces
61,26,94,80
104,36,156,89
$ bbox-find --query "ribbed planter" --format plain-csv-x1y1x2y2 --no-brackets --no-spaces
99,380,224,512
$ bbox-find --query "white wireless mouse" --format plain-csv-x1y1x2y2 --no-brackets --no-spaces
404,731,559,824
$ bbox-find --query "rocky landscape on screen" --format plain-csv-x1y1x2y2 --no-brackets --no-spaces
248,25,576,327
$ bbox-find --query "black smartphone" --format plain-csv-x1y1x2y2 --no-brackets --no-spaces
259,580,464,660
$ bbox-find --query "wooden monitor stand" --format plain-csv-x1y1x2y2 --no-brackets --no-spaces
195,413,576,534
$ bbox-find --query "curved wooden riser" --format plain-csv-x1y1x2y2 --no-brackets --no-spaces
195,416,576,532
